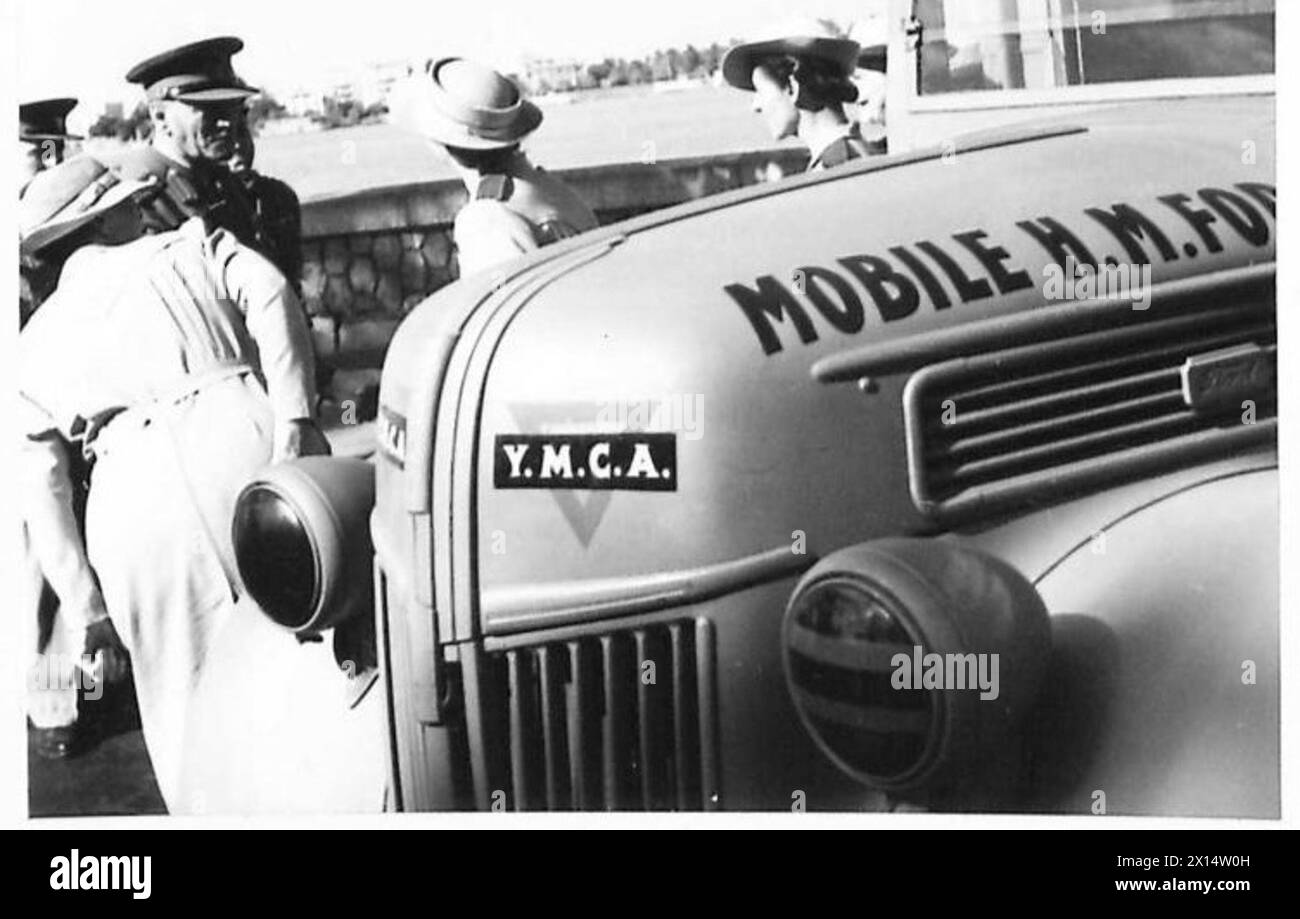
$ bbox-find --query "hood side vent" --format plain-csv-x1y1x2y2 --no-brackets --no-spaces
904,301,1276,521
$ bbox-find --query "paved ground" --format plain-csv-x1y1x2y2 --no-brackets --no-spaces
28,679,166,818
27,420,376,818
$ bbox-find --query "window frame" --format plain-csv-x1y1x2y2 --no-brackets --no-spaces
907,0,1276,108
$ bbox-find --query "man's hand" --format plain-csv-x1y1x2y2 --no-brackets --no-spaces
274,418,332,462
83,618,130,684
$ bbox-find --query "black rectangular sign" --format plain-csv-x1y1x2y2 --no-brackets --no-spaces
493,433,677,491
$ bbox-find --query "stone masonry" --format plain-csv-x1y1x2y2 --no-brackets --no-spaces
299,147,810,416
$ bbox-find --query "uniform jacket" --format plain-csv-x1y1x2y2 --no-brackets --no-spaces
454,154,598,277
238,170,303,294
18,218,316,634
104,145,263,258
807,128,875,172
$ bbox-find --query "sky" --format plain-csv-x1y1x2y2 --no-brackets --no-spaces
10,0,889,129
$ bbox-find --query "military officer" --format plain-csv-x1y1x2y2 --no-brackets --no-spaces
395,57,597,277
19,97,81,192
19,155,327,811
226,120,304,295
102,37,266,257
19,100,108,761
20,97,83,327
18,159,149,759
722,20,873,172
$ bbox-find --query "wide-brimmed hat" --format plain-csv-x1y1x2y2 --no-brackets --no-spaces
20,98,83,142
853,17,888,74
126,36,259,103
19,156,156,256
722,18,862,91
395,57,542,150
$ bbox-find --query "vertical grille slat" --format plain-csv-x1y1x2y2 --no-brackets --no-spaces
566,639,601,809
696,618,721,811
669,622,701,810
601,634,636,810
634,630,655,809
635,628,674,810
537,645,569,810
479,619,716,811
506,650,540,811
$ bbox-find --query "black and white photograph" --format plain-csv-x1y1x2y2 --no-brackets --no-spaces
3,0,1294,845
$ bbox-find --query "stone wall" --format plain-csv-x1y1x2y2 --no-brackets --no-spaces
298,147,808,413
302,227,456,369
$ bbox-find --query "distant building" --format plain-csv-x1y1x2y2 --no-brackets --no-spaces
520,57,585,94
278,59,415,119
356,59,411,108
285,89,326,117
256,116,319,136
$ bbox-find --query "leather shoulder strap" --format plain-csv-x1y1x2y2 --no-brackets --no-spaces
819,138,854,169
810,132,873,171
476,174,514,202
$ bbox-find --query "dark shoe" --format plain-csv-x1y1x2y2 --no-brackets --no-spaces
33,725,79,760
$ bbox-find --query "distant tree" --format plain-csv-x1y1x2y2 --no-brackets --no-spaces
666,48,683,78
550,34,762,92
681,44,702,75
627,59,652,84
246,91,288,132
650,49,673,81
704,42,726,74
88,102,151,141
319,95,366,129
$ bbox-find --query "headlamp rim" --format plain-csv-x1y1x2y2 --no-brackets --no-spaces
783,570,950,791
233,480,325,631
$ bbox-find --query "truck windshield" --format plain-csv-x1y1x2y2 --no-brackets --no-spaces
915,0,1275,96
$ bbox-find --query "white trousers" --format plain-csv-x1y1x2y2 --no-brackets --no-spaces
85,375,273,812
177,595,387,816
85,374,385,814
23,526,80,730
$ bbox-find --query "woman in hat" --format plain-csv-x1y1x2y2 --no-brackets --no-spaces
722,20,873,172
18,155,333,811
395,57,597,277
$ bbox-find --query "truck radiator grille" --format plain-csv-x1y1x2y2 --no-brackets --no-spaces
905,302,1276,518
475,619,718,811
